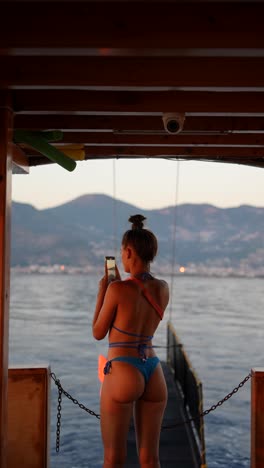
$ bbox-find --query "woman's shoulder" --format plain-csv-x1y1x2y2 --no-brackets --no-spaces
107,278,138,302
153,278,169,304
109,276,168,292
154,277,169,290
107,278,135,291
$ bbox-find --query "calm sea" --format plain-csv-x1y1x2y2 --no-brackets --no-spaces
9,273,264,468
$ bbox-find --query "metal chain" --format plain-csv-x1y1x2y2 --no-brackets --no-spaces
50,370,252,450
162,371,252,429
56,380,62,452
50,372,101,452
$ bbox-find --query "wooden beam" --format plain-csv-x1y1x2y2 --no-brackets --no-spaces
26,145,264,157
1,2,264,49
0,94,13,468
14,114,264,133
251,369,264,468
55,132,264,146
3,56,264,87
12,144,29,174
83,146,264,157
13,89,264,113
28,153,264,168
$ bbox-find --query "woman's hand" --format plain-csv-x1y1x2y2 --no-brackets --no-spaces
114,264,121,281
98,275,108,293
97,263,109,295
97,261,120,293
105,262,122,284
97,262,121,301
93,262,120,339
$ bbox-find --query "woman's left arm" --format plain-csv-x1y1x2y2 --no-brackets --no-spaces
92,278,120,340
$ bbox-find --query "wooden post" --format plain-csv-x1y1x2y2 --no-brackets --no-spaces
251,368,264,468
8,367,50,468
0,93,13,468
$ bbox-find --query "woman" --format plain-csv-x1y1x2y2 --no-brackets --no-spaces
93,214,169,468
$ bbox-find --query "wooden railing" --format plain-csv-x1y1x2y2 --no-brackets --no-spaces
251,368,264,468
167,321,206,468
8,366,50,468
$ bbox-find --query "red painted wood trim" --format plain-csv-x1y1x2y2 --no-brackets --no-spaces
0,95,13,468
251,368,264,468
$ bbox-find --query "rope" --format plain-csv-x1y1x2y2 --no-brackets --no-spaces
169,161,180,321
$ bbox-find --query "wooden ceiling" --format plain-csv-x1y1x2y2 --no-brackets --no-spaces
2,0,264,170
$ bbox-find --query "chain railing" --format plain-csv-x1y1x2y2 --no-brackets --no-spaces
50,372,100,452
162,370,252,429
50,369,252,452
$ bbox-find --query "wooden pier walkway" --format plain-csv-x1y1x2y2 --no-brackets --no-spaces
125,361,202,468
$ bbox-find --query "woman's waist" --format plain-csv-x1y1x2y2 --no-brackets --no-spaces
109,338,153,347
107,346,157,360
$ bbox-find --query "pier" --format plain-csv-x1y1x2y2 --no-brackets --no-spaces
126,323,206,467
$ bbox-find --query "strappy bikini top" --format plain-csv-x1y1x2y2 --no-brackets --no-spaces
126,276,164,320
108,276,164,361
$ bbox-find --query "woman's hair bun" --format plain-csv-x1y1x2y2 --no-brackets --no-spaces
123,214,157,262
128,214,146,230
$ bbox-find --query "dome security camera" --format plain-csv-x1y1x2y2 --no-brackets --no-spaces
162,113,185,134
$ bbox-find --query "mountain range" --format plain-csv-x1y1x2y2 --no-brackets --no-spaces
11,194,264,274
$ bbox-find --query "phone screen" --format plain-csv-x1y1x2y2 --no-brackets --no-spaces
105,256,116,280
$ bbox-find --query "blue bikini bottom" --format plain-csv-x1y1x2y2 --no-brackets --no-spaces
104,356,160,384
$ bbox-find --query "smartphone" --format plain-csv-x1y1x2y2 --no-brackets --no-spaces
105,256,116,281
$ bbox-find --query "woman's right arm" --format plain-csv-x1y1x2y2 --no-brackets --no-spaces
92,280,121,340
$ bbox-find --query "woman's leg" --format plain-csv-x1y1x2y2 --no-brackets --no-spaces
134,364,168,468
100,361,145,467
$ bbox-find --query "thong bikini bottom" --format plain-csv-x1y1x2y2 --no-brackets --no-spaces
104,356,160,384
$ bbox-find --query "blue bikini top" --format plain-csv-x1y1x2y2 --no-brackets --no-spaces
108,275,164,361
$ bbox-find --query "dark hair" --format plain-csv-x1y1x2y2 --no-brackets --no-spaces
122,214,158,263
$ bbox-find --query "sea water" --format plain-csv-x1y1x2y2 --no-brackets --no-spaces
9,273,264,468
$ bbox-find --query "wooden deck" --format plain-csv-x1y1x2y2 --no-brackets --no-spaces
126,362,201,468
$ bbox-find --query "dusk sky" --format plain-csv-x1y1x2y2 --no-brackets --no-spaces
12,158,263,210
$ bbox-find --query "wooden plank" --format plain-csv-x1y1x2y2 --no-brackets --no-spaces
55,132,264,146
251,368,264,468
1,2,264,49
28,153,264,169
0,94,13,468
3,56,264,87
80,145,264,157
7,367,50,468
14,115,165,131
12,89,264,113
125,362,200,467
25,143,264,158
14,114,264,133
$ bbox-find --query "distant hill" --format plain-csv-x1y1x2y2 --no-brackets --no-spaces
11,194,264,273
